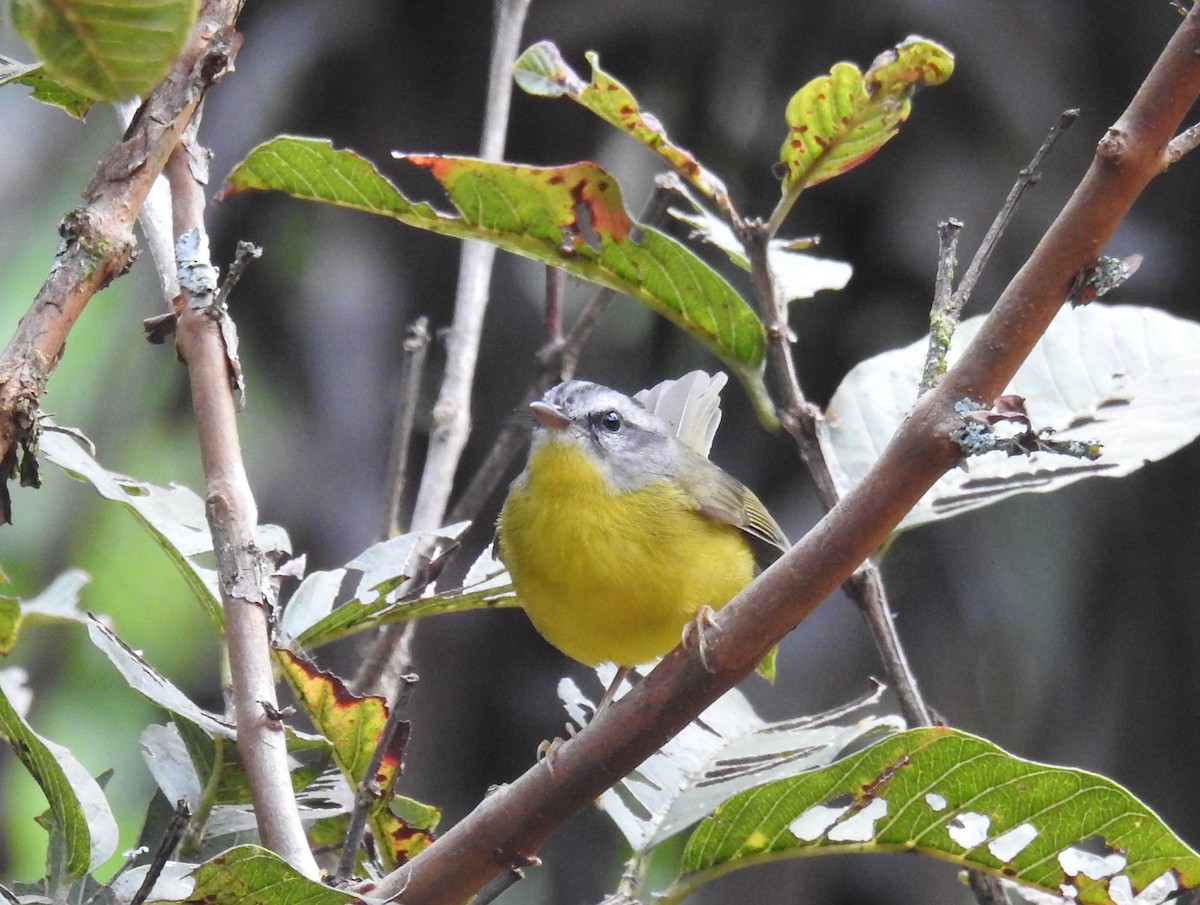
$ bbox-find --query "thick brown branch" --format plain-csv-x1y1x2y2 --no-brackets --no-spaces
369,8,1200,904
0,0,242,522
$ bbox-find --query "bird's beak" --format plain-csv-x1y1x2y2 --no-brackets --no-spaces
530,400,570,431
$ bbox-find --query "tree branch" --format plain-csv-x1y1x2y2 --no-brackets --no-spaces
0,0,243,523
365,7,1200,903
167,119,317,875
407,0,533,534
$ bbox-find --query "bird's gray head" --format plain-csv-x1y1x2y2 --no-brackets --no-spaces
530,380,680,492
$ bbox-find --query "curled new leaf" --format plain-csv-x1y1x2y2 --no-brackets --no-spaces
771,36,953,232
514,41,731,213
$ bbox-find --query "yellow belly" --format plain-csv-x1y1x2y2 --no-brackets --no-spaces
497,442,756,667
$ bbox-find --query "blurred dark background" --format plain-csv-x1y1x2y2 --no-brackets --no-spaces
2,1,1199,903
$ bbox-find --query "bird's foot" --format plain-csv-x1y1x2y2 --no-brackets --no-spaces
681,604,719,672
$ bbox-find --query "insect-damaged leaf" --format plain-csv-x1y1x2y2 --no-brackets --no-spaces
277,650,438,870
219,137,768,401
772,36,953,231
514,41,732,214
676,727,1199,905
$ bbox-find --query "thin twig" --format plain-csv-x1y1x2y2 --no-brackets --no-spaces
741,217,935,737
1166,119,1200,162
407,0,533,535
952,109,1079,310
544,266,566,345
472,858,539,905
360,0,532,698
919,218,963,395
445,178,676,527
128,799,191,905
214,241,263,309
167,129,318,877
335,674,418,883
0,0,243,523
383,318,432,539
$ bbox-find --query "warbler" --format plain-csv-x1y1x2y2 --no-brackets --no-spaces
495,372,789,708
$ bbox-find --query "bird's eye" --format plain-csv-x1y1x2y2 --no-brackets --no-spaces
598,410,622,433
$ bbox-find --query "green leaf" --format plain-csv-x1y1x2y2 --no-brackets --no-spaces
176,844,371,905
219,137,769,401
0,54,94,119
0,669,118,878
675,727,1199,905
293,540,516,650
8,0,197,102
771,36,953,232
514,41,731,213
819,304,1200,533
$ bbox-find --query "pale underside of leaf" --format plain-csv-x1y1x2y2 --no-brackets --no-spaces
819,304,1200,532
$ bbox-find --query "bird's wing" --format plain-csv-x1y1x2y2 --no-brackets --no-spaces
668,448,789,569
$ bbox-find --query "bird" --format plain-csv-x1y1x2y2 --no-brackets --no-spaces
495,371,789,713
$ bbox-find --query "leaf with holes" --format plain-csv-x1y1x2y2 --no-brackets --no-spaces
9,0,196,102
560,673,902,855
514,41,731,213
772,36,953,230
673,727,1199,905
219,137,770,408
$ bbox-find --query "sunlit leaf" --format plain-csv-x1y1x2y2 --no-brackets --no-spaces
562,671,903,854
0,54,93,118
819,304,1200,532
674,727,1199,905
219,137,770,404
87,617,234,739
9,0,197,102
514,41,731,213
0,669,118,877
772,36,953,231
0,569,93,655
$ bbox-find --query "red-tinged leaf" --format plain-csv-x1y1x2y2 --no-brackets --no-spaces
220,137,770,409
277,649,398,788
277,649,437,870
514,41,731,214
771,36,953,232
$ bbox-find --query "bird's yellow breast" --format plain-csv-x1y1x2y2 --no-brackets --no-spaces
497,439,756,667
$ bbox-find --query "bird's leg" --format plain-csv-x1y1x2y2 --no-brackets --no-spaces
536,722,579,775
681,604,719,672
595,666,631,715
537,667,631,773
